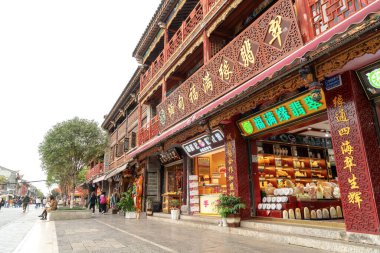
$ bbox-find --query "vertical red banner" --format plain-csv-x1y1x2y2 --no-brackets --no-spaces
326,72,380,234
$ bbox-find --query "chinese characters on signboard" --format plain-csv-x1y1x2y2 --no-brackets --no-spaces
238,91,327,136
157,0,303,132
182,130,225,157
226,134,235,196
158,148,181,165
333,94,362,209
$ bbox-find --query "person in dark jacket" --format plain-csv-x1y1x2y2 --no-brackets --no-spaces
22,195,30,213
88,192,97,215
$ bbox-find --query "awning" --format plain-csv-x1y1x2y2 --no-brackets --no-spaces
93,175,105,183
104,164,128,180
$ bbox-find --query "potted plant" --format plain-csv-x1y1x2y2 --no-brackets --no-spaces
215,194,246,227
117,189,136,219
146,198,153,216
170,199,180,220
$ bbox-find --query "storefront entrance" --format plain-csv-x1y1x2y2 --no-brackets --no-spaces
182,129,226,215
237,89,345,222
254,119,344,221
196,148,227,215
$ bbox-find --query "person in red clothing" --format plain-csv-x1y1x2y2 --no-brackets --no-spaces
99,191,107,214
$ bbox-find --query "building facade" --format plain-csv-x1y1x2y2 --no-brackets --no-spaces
101,0,380,234
0,165,19,197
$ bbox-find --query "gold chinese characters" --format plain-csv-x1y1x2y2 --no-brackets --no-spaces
268,15,283,46
240,39,255,67
333,94,362,209
202,72,213,94
219,60,233,81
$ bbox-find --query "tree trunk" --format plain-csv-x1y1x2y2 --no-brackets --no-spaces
70,175,76,209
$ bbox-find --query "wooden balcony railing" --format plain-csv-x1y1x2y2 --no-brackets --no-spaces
138,115,159,145
140,0,375,93
85,163,104,181
140,1,208,92
206,0,221,12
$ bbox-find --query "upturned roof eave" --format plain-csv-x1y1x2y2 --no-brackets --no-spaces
132,0,179,60
101,68,142,130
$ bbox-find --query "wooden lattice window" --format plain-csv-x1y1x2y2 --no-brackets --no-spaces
124,137,129,152
116,140,124,157
131,132,137,148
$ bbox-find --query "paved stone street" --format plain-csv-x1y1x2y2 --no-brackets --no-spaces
56,215,330,253
0,206,332,253
0,205,42,252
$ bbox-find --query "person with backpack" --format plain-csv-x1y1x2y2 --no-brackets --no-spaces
99,191,107,214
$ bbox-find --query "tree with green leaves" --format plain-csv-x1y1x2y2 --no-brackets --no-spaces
39,117,106,208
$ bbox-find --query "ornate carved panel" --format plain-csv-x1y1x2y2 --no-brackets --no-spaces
160,74,307,151
157,0,303,132
210,74,308,127
315,33,380,80
325,71,379,234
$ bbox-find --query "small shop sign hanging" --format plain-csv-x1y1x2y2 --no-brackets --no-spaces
238,91,326,137
159,148,181,164
182,129,224,158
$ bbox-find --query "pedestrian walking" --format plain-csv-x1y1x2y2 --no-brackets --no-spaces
99,191,107,214
35,197,41,208
42,197,47,208
0,198,4,210
22,195,30,213
88,192,97,215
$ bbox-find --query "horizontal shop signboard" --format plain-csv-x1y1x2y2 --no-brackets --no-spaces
238,91,327,137
182,130,225,158
158,148,181,164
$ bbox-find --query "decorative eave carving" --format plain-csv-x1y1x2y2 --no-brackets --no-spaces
315,32,380,81
101,68,142,129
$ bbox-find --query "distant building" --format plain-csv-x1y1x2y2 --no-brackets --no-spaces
0,165,18,196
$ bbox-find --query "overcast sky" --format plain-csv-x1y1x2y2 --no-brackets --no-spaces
0,0,160,194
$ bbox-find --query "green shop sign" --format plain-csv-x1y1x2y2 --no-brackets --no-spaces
238,91,326,136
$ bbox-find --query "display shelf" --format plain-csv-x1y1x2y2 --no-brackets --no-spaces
257,141,332,188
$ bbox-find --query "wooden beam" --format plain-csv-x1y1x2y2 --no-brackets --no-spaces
212,30,232,40
203,31,211,63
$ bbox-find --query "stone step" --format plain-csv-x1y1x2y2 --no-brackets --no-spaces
153,212,220,224
148,215,380,253
241,218,380,247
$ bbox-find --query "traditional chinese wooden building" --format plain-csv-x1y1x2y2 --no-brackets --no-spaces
102,0,380,235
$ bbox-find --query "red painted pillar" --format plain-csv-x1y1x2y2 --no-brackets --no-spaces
224,117,251,219
162,77,167,102
294,0,315,43
137,104,142,146
325,71,380,234
164,28,169,62
203,31,211,64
